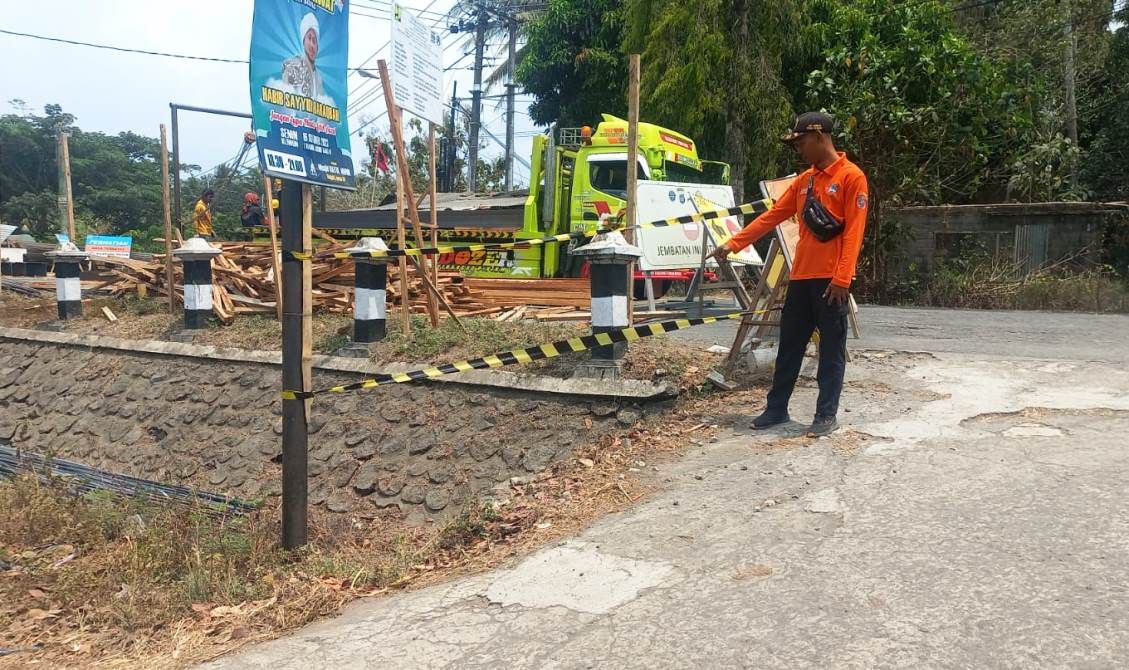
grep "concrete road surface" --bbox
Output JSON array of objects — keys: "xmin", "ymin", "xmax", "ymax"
[{"xmin": 205, "ymin": 307, "xmax": 1129, "ymax": 670}]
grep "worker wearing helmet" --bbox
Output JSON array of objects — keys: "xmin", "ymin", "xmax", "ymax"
[
  {"xmin": 240, "ymin": 193, "xmax": 265, "ymax": 240},
  {"xmin": 282, "ymin": 13, "xmax": 326, "ymax": 99},
  {"xmin": 709, "ymin": 111, "xmax": 869, "ymax": 437}
]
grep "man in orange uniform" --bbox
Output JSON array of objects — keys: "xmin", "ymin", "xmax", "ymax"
[{"xmin": 710, "ymin": 112, "xmax": 868, "ymax": 436}]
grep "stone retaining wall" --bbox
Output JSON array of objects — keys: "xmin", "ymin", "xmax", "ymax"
[{"xmin": 0, "ymin": 335, "xmax": 668, "ymax": 519}]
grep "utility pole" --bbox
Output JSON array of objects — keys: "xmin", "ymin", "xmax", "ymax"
[
  {"xmin": 468, "ymin": 9, "xmax": 487, "ymax": 193},
  {"xmin": 445, "ymin": 82, "xmax": 458, "ymax": 192},
  {"xmin": 504, "ymin": 18, "xmax": 517, "ymax": 191},
  {"xmin": 1063, "ymin": 0, "xmax": 1079, "ymax": 185}
]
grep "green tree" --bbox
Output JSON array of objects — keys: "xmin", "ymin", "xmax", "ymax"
[
  {"xmin": 1079, "ymin": 3, "xmax": 1129, "ymax": 201},
  {"xmin": 624, "ymin": 0, "xmax": 803, "ymax": 203},
  {"xmin": 0, "ymin": 102, "xmax": 168, "ymax": 244},
  {"xmin": 515, "ymin": 0, "xmax": 628, "ymax": 128},
  {"xmin": 795, "ymin": 0, "xmax": 1041, "ymax": 289}
]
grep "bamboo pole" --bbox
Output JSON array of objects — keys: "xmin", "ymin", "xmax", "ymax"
[
  {"xmin": 263, "ymin": 177, "xmax": 283, "ymax": 320},
  {"xmin": 395, "ymin": 129, "xmax": 410, "ymax": 337}
]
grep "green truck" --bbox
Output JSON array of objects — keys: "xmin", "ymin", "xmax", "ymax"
[{"xmin": 314, "ymin": 114, "xmax": 736, "ymax": 288}]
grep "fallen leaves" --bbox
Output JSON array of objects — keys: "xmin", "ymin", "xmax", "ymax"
[{"xmin": 27, "ymin": 607, "xmax": 62, "ymax": 620}]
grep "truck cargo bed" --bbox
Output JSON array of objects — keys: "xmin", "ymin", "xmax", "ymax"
[{"xmin": 314, "ymin": 191, "xmax": 528, "ymax": 232}]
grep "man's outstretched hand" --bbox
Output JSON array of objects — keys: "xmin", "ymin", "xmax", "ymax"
[
  {"xmin": 707, "ymin": 245, "xmax": 732, "ymax": 263},
  {"xmin": 824, "ymin": 283, "xmax": 850, "ymax": 306}
]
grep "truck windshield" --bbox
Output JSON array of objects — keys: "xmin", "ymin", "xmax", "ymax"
[
  {"xmin": 588, "ymin": 158, "xmax": 649, "ymax": 199},
  {"xmin": 664, "ymin": 160, "xmax": 717, "ymax": 185}
]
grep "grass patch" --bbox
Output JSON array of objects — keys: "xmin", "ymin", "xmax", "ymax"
[
  {"xmin": 907, "ymin": 261, "xmax": 1129, "ymax": 312},
  {"xmin": 371, "ymin": 314, "xmax": 587, "ymax": 363},
  {"xmin": 0, "ymin": 474, "xmax": 506, "ymax": 667}
]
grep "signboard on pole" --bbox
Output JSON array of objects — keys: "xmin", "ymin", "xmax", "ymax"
[
  {"xmin": 390, "ymin": 2, "xmax": 445, "ymax": 125},
  {"xmin": 250, "ymin": 0, "xmax": 356, "ymax": 189},
  {"xmin": 85, "ymin": 235, "xmax": 133, "ymax": 259},
  {"xmin": 633, "ymin": 182, "xmax": 763, "ymax": 271}
]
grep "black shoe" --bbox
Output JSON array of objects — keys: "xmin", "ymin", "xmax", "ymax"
[
  {"xmin": 752, "ymin": 411, "xmax": 790, "ymax": 429},
  {"xmin": 807, "ymin": 415, "xmax": 839, "ymax": 437}
]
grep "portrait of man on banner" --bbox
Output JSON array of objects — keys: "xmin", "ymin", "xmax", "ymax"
[{"xmin": 249, "ymin": 0, "xmax": 356, "ymax": 189}]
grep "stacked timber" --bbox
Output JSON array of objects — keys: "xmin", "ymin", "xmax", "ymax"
[{"xmin": 88, "ymin": 241, "xmax": 490, "ymax": 324}]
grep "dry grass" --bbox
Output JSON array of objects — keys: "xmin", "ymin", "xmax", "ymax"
[
  {"xmin": 0, "ymin": 396, "xmax": 748, "ymax": 668},
  {"xmin": 907, "ymin": 258, "xmax": 1129, "ymax": 313}
]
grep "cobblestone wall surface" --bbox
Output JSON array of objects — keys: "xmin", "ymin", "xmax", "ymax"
[{"xmin": 0, "ymin": 341, "xmax": 658, "ymax": 519}]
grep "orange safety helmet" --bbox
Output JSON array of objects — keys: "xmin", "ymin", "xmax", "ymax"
[{"xmin": 244, "ymin": 192, "xmax": 261, "ymax": 205}]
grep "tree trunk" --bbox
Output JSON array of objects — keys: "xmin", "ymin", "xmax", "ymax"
[{"xmin": 725, "ymin": 0, "xmax": 750, "ymax": 205}]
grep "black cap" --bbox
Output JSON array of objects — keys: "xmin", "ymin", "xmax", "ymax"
[{"xmin": 781, "ymin": 111, "xmax": 835, "ymax": 143}]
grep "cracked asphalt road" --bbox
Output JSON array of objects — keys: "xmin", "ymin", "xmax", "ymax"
[{"xmin": 204, "ymin": 308, "xmax": 1129, "ymax": 669}]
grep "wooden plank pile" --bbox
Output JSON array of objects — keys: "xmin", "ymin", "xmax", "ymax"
[
  {"xmin": 462, "ymin": 278, "xmax": 591, "ymax": 309},
  {"xmin": 86, "ymin": 241, "xmax": 492, "ymax": 324},
  {"xmin": 11, "ymin": 243, "xmax": 604, "ymax": 325}
]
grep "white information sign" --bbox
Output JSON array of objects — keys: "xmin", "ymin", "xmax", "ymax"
[
  {"xmin": 390, "ymin": 3, "xmax": 445, "ymax": 125},
  {"xmin": 633, "ymin": 182, "xmax": 763, "ymax": 271}
]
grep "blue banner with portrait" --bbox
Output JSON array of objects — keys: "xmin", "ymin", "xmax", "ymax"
[{"xmin": 250, "ymin": 0, "xmax": 356, "ymax": 189}]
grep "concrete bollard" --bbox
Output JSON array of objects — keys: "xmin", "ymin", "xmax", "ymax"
[
  {"xmin": 172, "ymin": 237, "xmax": 223, "ymax": 329},
  {"xmin": 570, "ymin": 229, "xmax": 642, "ymax": 378},
  {"xmin": 45, "ymin": 244, "xmax": 89, "ymax": 321},
  {"xmin": 346, "ymin": 237, "xmax": 390, "ymax": 344}
]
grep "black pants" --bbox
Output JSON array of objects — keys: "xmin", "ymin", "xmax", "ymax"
[{"xmin": 765, "ymin": 278, "xmax": 849, "ymax": 419}]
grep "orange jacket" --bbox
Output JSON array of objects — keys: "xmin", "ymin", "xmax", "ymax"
[{"xmin": 726, "ymin": 152, "xmax": 869, "ymax": 288}]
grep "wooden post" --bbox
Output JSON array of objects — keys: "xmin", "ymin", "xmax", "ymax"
[
  {"xmin": 160, "ymin": 125, "xmax": 176, "ymax": 314},
  {"xmin": 377, "ymin": 60, "xmax": 440, "ymax": 326},
  {"xmin": 56, "ymin": 133, "xmax": 77, "ymax": 241},
  {"xmin": 263, "ymin": 177, "xmax": 283, "ymax": 320},
  {"xmin": 429, "ymin": 123, "xmax": 439, "ymax": 287},
  {"xmin": 395, "ymin": 131, "xmax": 410, "ymax": 336},
  {"xmin": 625, "ymin": 54, "xmax": 641, "ymax": 325},
  {"xmin": 280, "ymin": 180, "xmax": 312, "ymax": 549}
]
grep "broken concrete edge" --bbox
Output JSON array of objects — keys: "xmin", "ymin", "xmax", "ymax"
[{"xmin": 0, "ymin": 326, "xmax": 675, "ymax": 401}]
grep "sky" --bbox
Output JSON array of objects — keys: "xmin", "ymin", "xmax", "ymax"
[{"xmin": 0, "ymin": 0, "xmax": 542, "ymax": 185}]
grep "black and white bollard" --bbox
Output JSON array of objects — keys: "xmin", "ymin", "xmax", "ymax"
[
  {"xmin": 46, "ymin": 245, "xmax": 88, "ymax": 321},
  {"xmin": 570, "ymin": 229, "xmax": 642, "ymax": 379},
  {"xmin": 347, "ymin": 237, "xmax": 390, "ymax": 345},
  {"xmin": 172, "ymin": 237, "xmax": 222, "ymax": 329}
]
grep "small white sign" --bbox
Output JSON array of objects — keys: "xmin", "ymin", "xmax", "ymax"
[
  {"xmin": 85, "ymin": 235, "xmax": 133, "ymax": 259},
  {"xmin": 390, "ymin": 3, "xmax": 445, "ymax": 125},
  {"xmin": 264, "ymin": 149, "xmax": 308, "ymax": 177},
  {"xmin": 634, "ymin": 182, "xmax": 763, "ymax": 271}
]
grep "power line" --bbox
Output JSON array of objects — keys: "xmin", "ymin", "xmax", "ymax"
[
  {"xmin": 0, "ymin": 27, "xmax": 249, "ymax": 64},
  {"xmin": 0, "ymin": 23, "xmax": 459, "ymax": 71}
]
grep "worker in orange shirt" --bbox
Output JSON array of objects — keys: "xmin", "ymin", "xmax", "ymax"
[{"xmin": 710, "ymin": 111, "xmax": 868, "ymax": 436}]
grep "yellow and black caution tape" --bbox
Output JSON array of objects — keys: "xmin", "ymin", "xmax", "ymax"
[
  {"xmin": 281, "ymin": 311, "xmax": 749, "ymax": 400},
  {"xmin": 620, "ymin": 198, "xmax": 772, "ymax": 233},
  {"xmin": 287, "ymin": 199, "xmax": 774, "ymax": 263}
]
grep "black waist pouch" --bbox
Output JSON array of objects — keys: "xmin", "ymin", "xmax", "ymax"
[{"xmin": 802, "ymin": 175, "xmax": 844, "ymax": 242}]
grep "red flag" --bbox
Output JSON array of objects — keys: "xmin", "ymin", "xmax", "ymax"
[{"xmin": 373, "ymin": 142, "xmax": 391, "ymax": 175}]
